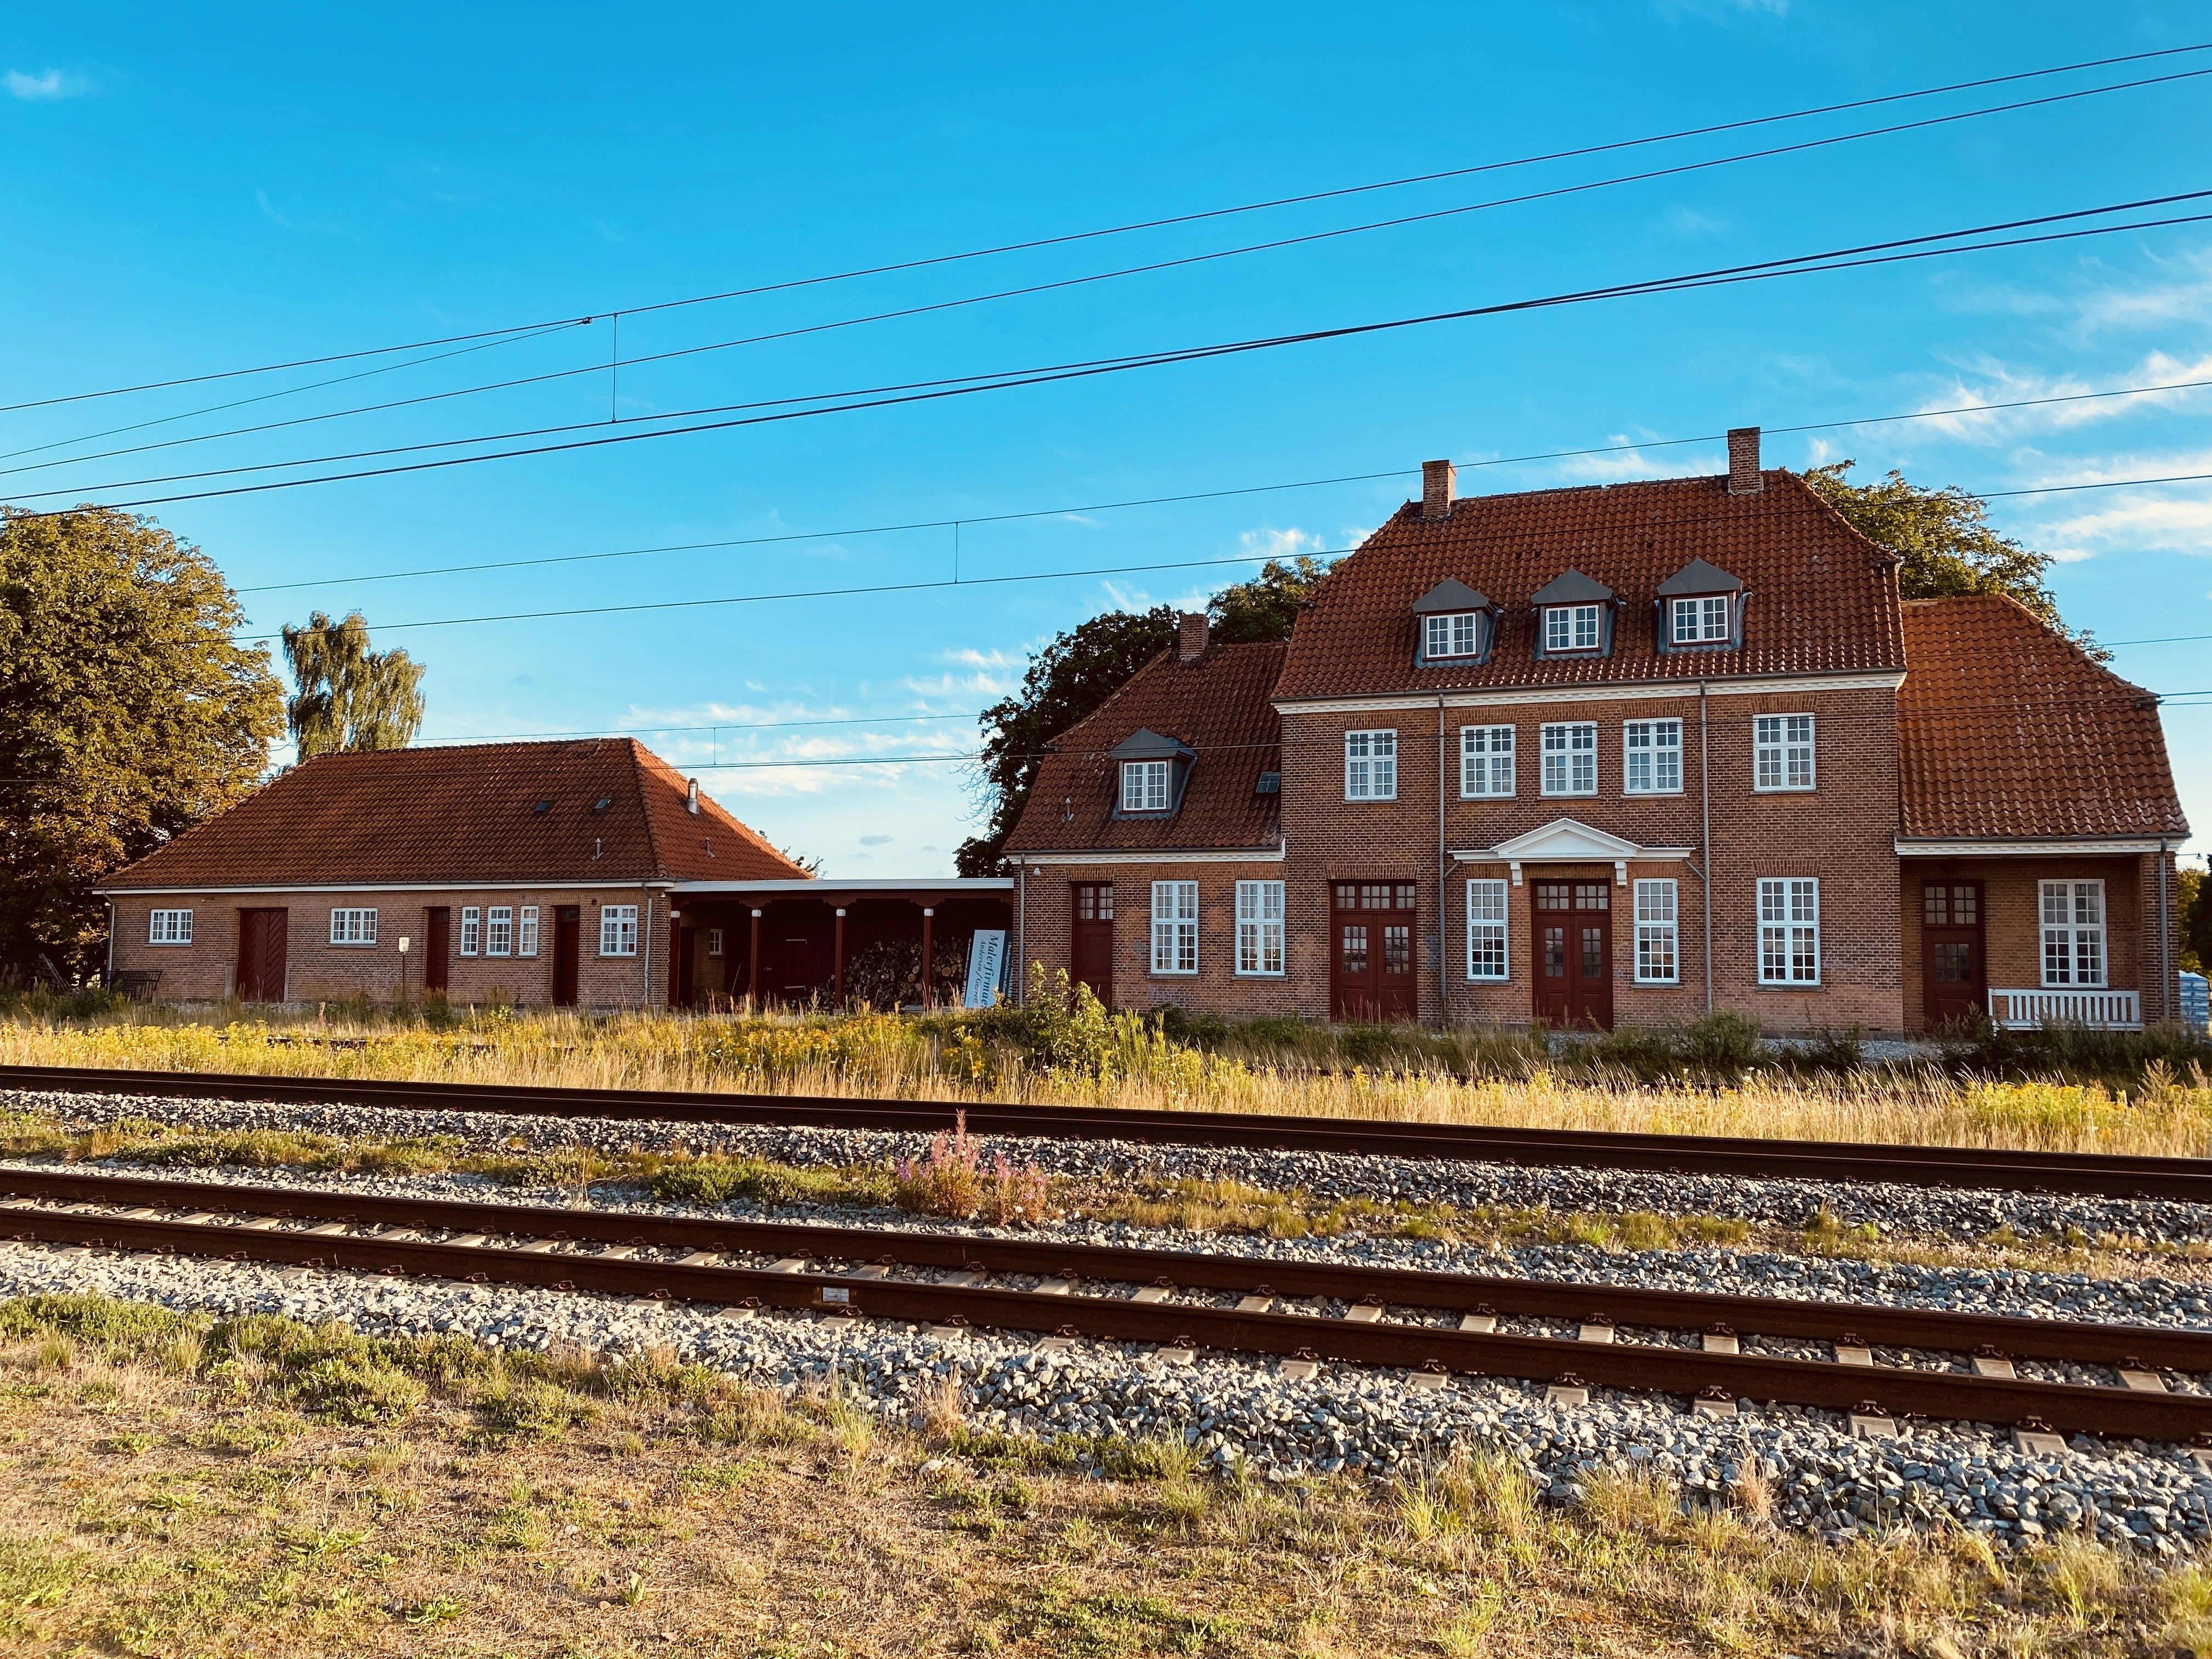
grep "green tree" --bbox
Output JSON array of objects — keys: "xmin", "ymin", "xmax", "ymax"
[
  {"xmin": 280, "ymin": 610, "xmax": 426, "ymax": 759},
  {"xmin": 955, "ymin": 556, "xmax": 1333, "ymax": 875},
  {"xmin": 1804, "ymin": 461, "xmax": 2104, "ymax": 657},
  {"xmin": 0, "ymin": 506, "xmax": 284, "ymax": 980},
  {"xmin": 2181, "ymin": 865, "xmax": 2208, "ymax": 978}
]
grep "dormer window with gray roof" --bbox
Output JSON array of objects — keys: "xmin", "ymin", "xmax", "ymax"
[
  {"xmin": 1530, "ymin": 569, "xmax": 1616, "ymax": 658},
  {"xmin": 1411, "ymin": 578, "xmax": 1495, "ymax": 665},
  {"xmin": 1655, "ymin": 558, "xmax": 1746, "ymax": 653},
  {"xmin": 1114, "ymin": 727, "xmax": 1195, "ymax": 817}
]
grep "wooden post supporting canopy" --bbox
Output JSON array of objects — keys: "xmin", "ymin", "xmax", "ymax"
[
  {"xmin": 920, "ymin": 907, "xmax": 934, "ymax": 1009},
  {"xmin": 747, "ymin": 909, "xmax": 763, "ymax": 1014},
  {"xmin": 833, "ymin": 907, "xmax": 847, "ymax": 1008}
]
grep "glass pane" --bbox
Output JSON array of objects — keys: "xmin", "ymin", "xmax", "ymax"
[
  {"xmin": 1542, "ymin": 927, "xmax": 1566, "ymax": 977},
  {"xmin": 1953, "ymin": 886, "xmax": 1973, "ymax": 925},
  {"xmin": 1923, "ymin": 886, "xmax": 1947, "ymax": 927},
  {"xmin": 1384, "ymin": 926, "xmax": 1410, "ymax": 974},
  {"xmin": 1581, "ymin": 927, "xmax": 1604, "ymax": 980},
  {"xmin": 1341, "ymin": 926, "xmax": 1368, "ymax": 975}
]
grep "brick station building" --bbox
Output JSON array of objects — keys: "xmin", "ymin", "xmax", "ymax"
[
  {"xmin": 98, "ymin": 738, "xmax": 1011, "ymax": 1011},
  {"xmin": 1003, "ymin": 429, "xmax": 2191, "ymax": 1035}
]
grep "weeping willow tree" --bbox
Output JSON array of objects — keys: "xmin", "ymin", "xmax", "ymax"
[{"xmin": 280, "ymin": 611, "xmax": 426, "ymax": 759}]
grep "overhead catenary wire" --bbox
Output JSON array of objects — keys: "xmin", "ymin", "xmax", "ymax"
[{"xmin": 11, "ymin": 40, "xmax": 2205, "ymax": 419}]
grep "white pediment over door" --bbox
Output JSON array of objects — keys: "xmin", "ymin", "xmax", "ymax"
[{"xmin": 1450, "ymin": 817, "xmax": 1688, "ymax": 887}]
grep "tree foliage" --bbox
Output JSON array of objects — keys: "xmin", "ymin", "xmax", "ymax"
[
  {"xmin": 0, "ymin": 506, "xmax": 284, "ymax": 980},
  {"xmin": 280, "ymin": 610, "xmax": 426, "ymax": 758},
  {"xmin": 2181, "ymin": 865, "xmax": 2208, "ymax": 979},
  {"xmin": 955, "ymin": 556, "xmax": 1333, "ymax": 874},
  {"xmin": 1803, "ymin": 461, "xmax": 2102, "ymax": 656}
]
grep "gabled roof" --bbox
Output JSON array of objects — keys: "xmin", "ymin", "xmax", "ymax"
[
  {"xmin": 103, "ymin": 738, "xmax": 811, "ymax": 890},
  {"xmin": 1529, "ymin": 569, "xmax": 1615, "ymax": 606},
  {"xmin": 1898, "ymin": 596, "xmax": 2187, "ymax": 842},
  {"xmin": 1655, "ymin": 557, "xmax": 1744, "ymax": 596},
  {"xmin": 1113, "ymin": 727, "xmax": 1194, "ymax": 760},
  {"xmin": 1274, "ymin": 470, "xmax": 1905, "ymax": 698},
  {"xmin": 1411, "ymin": 578, "xmax": 1493, "ymax": 614},
  {"xmin": 1005, "ymin": 643, "xmax": 1286, "ymax": 856}
]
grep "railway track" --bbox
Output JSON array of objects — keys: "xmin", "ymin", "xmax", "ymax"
[
  {"xmin": 7, "ymin": 1062, "xmax": 2212, "ymax": 1203},
  {"xmin": 3, "ymin": 1163, "xmax": 2210, "ymax": 1445}
]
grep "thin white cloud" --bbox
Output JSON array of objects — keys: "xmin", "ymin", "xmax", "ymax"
[
  {"xmin": 5, "ymin": 68, "xmax": 87, "ymax": 101},
  {"xmin": 1239, "ymin": 526, "xmax": 1326, "ymax": 560},
  {"xmin": 859, "ymin": 834, "xmax": 891, "ymax": 846},
  {"xmin": 1548, "ymin": 435, "xmax": 1713, "ymax": 484},
  {"xmin": 1892, "ymin": 352, "xmax": 2212, "ymax": 445}
]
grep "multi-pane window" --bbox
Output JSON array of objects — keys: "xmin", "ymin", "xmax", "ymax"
[
  {"xmin": 329, "ymin": 908, "xmax": 378, "ymax": 946},
  {"xmin": 1121, "ymin": 760, "xmax": 1169, "ymax": 813},
  {"xmin": 706, "ymin": 927, "xmax": 724, "ymax": 957},
  {"xmin": 1334, "ymin": 883, "xmax": 1417, "ymax": 911},
  {"xmin": 1076, "ymin": 883, "xmax": 1115, "ymax": 921},
  {"xmin": 485, "ymin": 906, "xmax": 514, "ymax": 957},
  {"xmin": 1544, "ymin": 604, "xmax": 1602, "ymax": 652},
  {"xmin": 1623, "ymin": 720, "xmax": 1683, "ymax": 794},
  {"xmin": 2040, "ymin": 880, "xmax": 2106, "ymax": 987},
  {"xmin": 1235, "ymin": 881, "xmax": 1285, "ymax": 976},
  {"xmin": 1460, "ymin": 725, "xmax": 1515, "ymax": 798},
  {"xmin": 1671, "ymin": 596, "xmax": 1731, "ymax": 645},
  {"xmin": 1424, "ymin": 611, "xmax": 1482, "ymax": 659},
  {"xmin": 1466, "ymin": 879, "xmax": 1508, "ymax": 980},
  {"xmin": 1754, "ymin": 714, "xmax": 1816, "ymax": 791},
  {"xmin": 459, "ymin": 907, "xmax": 481, "ymax": 956},
  {"xmin": 1151, "ymin": 881, "xmax": 1198, "ymax": 974},
  {"xmin": 1757, "ymin": 878, "xmax": 1820, "ymax": 984},
  {"xmin": 517, "ymin": 906, "xmax": 540, "ymax": 957},
  {"xmin": 600, "ymin": 905, "xmax": 639, "ymax": 957},
  {"xmin": 1540, "ymin": 723, "xmax": 1598, "ymax": 796},
  {"xmin": 147, "ymin": 909, "xmax": 193, "ymax": 946},
  {"xmin": 1344, "ymin": 730, "xmax": 1397, "ymax": 800},
  {"xmin": 1634, "ymin": 880, "xmax": 1678, "ymax": 983},
  {"xmin": 1923, "ymin": 884, "xmax": 1978, "ymax": 926}
]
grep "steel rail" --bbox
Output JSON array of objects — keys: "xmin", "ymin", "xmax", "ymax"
[
  {"xmin": 8, "ymin": 1063, "xmax": 2212, "ymax": 1201},
  {"xmin": 3, "ymin": 1166, "xmax": 2209, "ymax": 1441}
]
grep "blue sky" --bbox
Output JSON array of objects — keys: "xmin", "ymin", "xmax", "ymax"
[{"xmin": 4, "ymin": 2, "xmax": 2210, "ymax": 873}]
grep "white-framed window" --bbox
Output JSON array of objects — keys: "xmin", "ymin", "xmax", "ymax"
[
  {"xmin": 1754, "ymin": 714, "xmax": 1816, "ymax": 792},
  {"xmin": 1424, "ymin": 611, "xmax": 1482, "ymax": 659},
  {"xmin": 329, "ymin": 907, "xmax": 378, "ymax": 946},
  {"xmin": 485, "ymin": 906, "xmax": 514, "ymax": 957},
  {"xmin": 517, "ymin": 906, "xmax": 540, "ymax": 958},
  {"xmin": 1634, "ymin": 880, "xmax": 1678, "ymax": 984},
  {"xmin": 459, "ymin": 906, "xmax": 481, "ymax": 956},
  {"xmin": 707, "ymin": 927, "xmax": 725, "ymax": 958},
  {"xmin": 1150, "ymin": 881, "xmax": 1198, "ymax": 974},
  {"xmin": 600, "ymin": 905, "xmax": 639, "ymax": 957},
  {"xmin": 1345, "ymin": 729, "xmax": 1397, "ymax": 800},
  {"xmin": 2040, "ymin": 880, "xmax": 2106, "ymax": 988},
  {"xmin": 1544, "ymin": 604, "xmax": 1602, "ymax": 653},
  {"xmin": 1235, "ymin": 881, "xmax": 1285, "ymax": 976},
  {"xmin": 1466, "ymin": 879, "xmax": 1509, "ymax": 981},
  {"xmin": 1121, "ymin": 759, "xmax": 1170, "ymax": 813},
  {"xmin": 1623, "ymin": 719, "xmax": 1683, "ymax": 795},
  {"xmin": 1540, "ymin": 723, "xmax": 1597, "ymax": 797},
  {"xmin": 147, "ymin": 909, "xmax": 193, "ymax": 946},
  {"xmin": 1671, "ymin": 596, "xmax": 1731, "ymax": 645},
  {"xmin": 1460, "ymin": 725, "xmax": 1515, "ymax": 798},
  {"xmin": 1757, "ymin": 878, "xmax": 1820, "ymax": 985}
]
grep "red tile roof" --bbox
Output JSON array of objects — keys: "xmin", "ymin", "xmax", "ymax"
[
  {"xmin": 1273, "ymin": 469, "xmax": 1905, "ymax": 700},
  {"xmin": 102, "ymin": 738, "xmax": 810, "ymax": 889},
  {"xmin": 1005, "ymin": 644, "xmax": 1285, "ymax": 855},
  {"xmin": 1898, "ymin": 596, "xmax": 2188, "ymax": 842}
]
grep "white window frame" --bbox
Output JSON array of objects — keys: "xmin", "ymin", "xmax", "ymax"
[
  {"xmin": 1423, "ymin": 611, "xmax": 1482, "ymax": 660},
  {"xmin": 1671, "ymin": 595, "xmax": 1731, "ymax": 645},
  {"xmin": 1540, "ymin": 722, "xmax": 1598, "ymax": 797},
  {"xmin": 1459, "ymin": 725, "xmax": 1515, "ymax": 798},
  {"xmin": 1757, "ymin": 878, "xmax": 1820, "ymax": 985},
  {"xmin": 1753, "ymin": 714, "xmax": 1816, "ymax": 792},
  {"xmin": 2040, "ymin": 879, "xmax": 2107, "ymax": 988},
  {"xmin": 600, "ymin": 905, "xmax": 639, "ymax": 958},
  {"xmin": 328, "ymin": 907, "xmax": 378, "ymax": 946},
  {"xmin": 1344, "ymin": 729, "xmax": 1397, "ymax": 801},
  {"xmin": 485, "ymin": 906, "xmax": 514, "ymax": 958},
  {"xmin": 517, "ymin": 906, "xmax": 540, "ymax": 958},
  {"xmin": 1544, "ymin": 603, "xmax": 1602, "ymax": 653},
  {"xmin": 1465, "ymin": 879, "xmax": 1509, "ymax": 981},
  {"xmin": 146, "ymin": 909, "xmax": 193, "ymax": 946},
  {"xmin": 1234, "ymin": 881, "xmax": 1285, "ymax": 977},
  {"xmin": 1121, "ymin": 759, "xmax": 1170, "ymax": 814},
  {"xmin": 707, "ymin": 927, "xmax": 725, "ymax": 958},
  {"xmin": 459, "ymin": 906, "xmax": 481, "ymax": 957},
  {"xmin": 1623, "ymin": 719, "xmax": 1683, "ymax": 795},
  {"xmin": 1634, "ymin": 879, "xmax": 1679, "ymax": 984},
  {"xmin": 1150, "ymin": 881, "xmax": 1199, "ymax": 975}
]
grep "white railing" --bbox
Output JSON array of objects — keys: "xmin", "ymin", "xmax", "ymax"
[{"xmin": 1988, "ymin": 988, "xmax": 2142, "ymax": 1030}]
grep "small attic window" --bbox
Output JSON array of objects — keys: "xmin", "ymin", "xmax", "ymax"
[
  {"xmin": 1410, "ymin": 577, "xmax": 1494, "ymax": 667},
  {"xmin": 1111, "ymin": 727, "xmax": 1195, "ymax": 818},
  {"xmin": 1544, "ymin": 605, "xmax": 1602, "ymax": 653},
  {"xmin": 1529, "ymin": 569, "xmax": 1617, "ymax": 659},
  {"xmin": 591, "ymin": 797, "xmax": 613, "ymax": 813},
  {"xmin": 532, "ymin": 799, "xmax": 552, "ymax": 814},
  {"xmin": 1255, "ymin": 771, "xmax": 1281, "ymax": 795},
  {"xmin": 1655, "ymin": 558, "xmax": 1747, "ymax": 653}
]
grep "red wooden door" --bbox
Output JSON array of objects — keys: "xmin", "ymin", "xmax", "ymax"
[
  {"xmin": 552, "ymin": 907, "xmax": 580, "ymax": 1007},
  {"xmin": 424, "ymin": 907, "xmax": 450, "ymax": 992},
  {"xmin": 1071, "ymin": 883, "xmax": 1114, "ymax": 1006},
  {"xmin": 1920, "ymin": 880, "xmax": 1985, "ymax": 1029},
  {"xmin": 1532, "ymin": 881, "xmax": 1612, "ymax": 1030},
  {"xmin": 1330, "ymin": 882, "xmax": 1418, "ymax": 1022},
  {"xmin": 235, "ymin": 908, "xmax": 288, "ymax": 1002}
]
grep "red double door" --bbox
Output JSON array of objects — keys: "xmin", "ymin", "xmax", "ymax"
[
  {"xmin": 1532, "ymin": 879, "xmax": 1613, "ymax": 1031},
  {"xmin": 235, "ymin": 908, "xmax": 289, "ymax": 1002},
  {"xmin": 1330, "ymin": 882, "xmax": 1418, "ymax": 1022}
]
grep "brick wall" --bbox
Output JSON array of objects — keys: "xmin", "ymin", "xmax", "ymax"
[{"xmin": 109, "ymin": 887, "xmax": 674, "ymax": 1010}]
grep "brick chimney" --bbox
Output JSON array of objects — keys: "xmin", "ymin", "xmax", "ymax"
[
  {"xmin": 1726, "ymin": 427, "xmax": 1763, "ymax": 495},
  {"xmin": 1421, "ymin": 458, "xmax": 1456, "ymax": 518},
  {"xmin": 1178, "ymin": 612, "xmax": 1209, "ymax": 662}
]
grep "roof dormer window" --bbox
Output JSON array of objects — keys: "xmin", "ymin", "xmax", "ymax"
[
  {"xmin": 1544, "ymin": 604, "xmax": 1602, "ymax": 653},
  {"xmin": 1654, "ymin": 558, "xmax": 1746, "ymax": 653},
  {"xmin": 1111, "ymin": 727, "xmax": 1194, "ymax": 817},
  {"xmin": 1121, "ymin": 759, "xmax": 1170, "ymax": 813},
  {"xmin": 1528, "ymin": 570, "xmax": 1616, "ymax": 659},
  {"xmin": 1410, "ymin": 578, "xmax": 1494, "ymax": 666}
]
